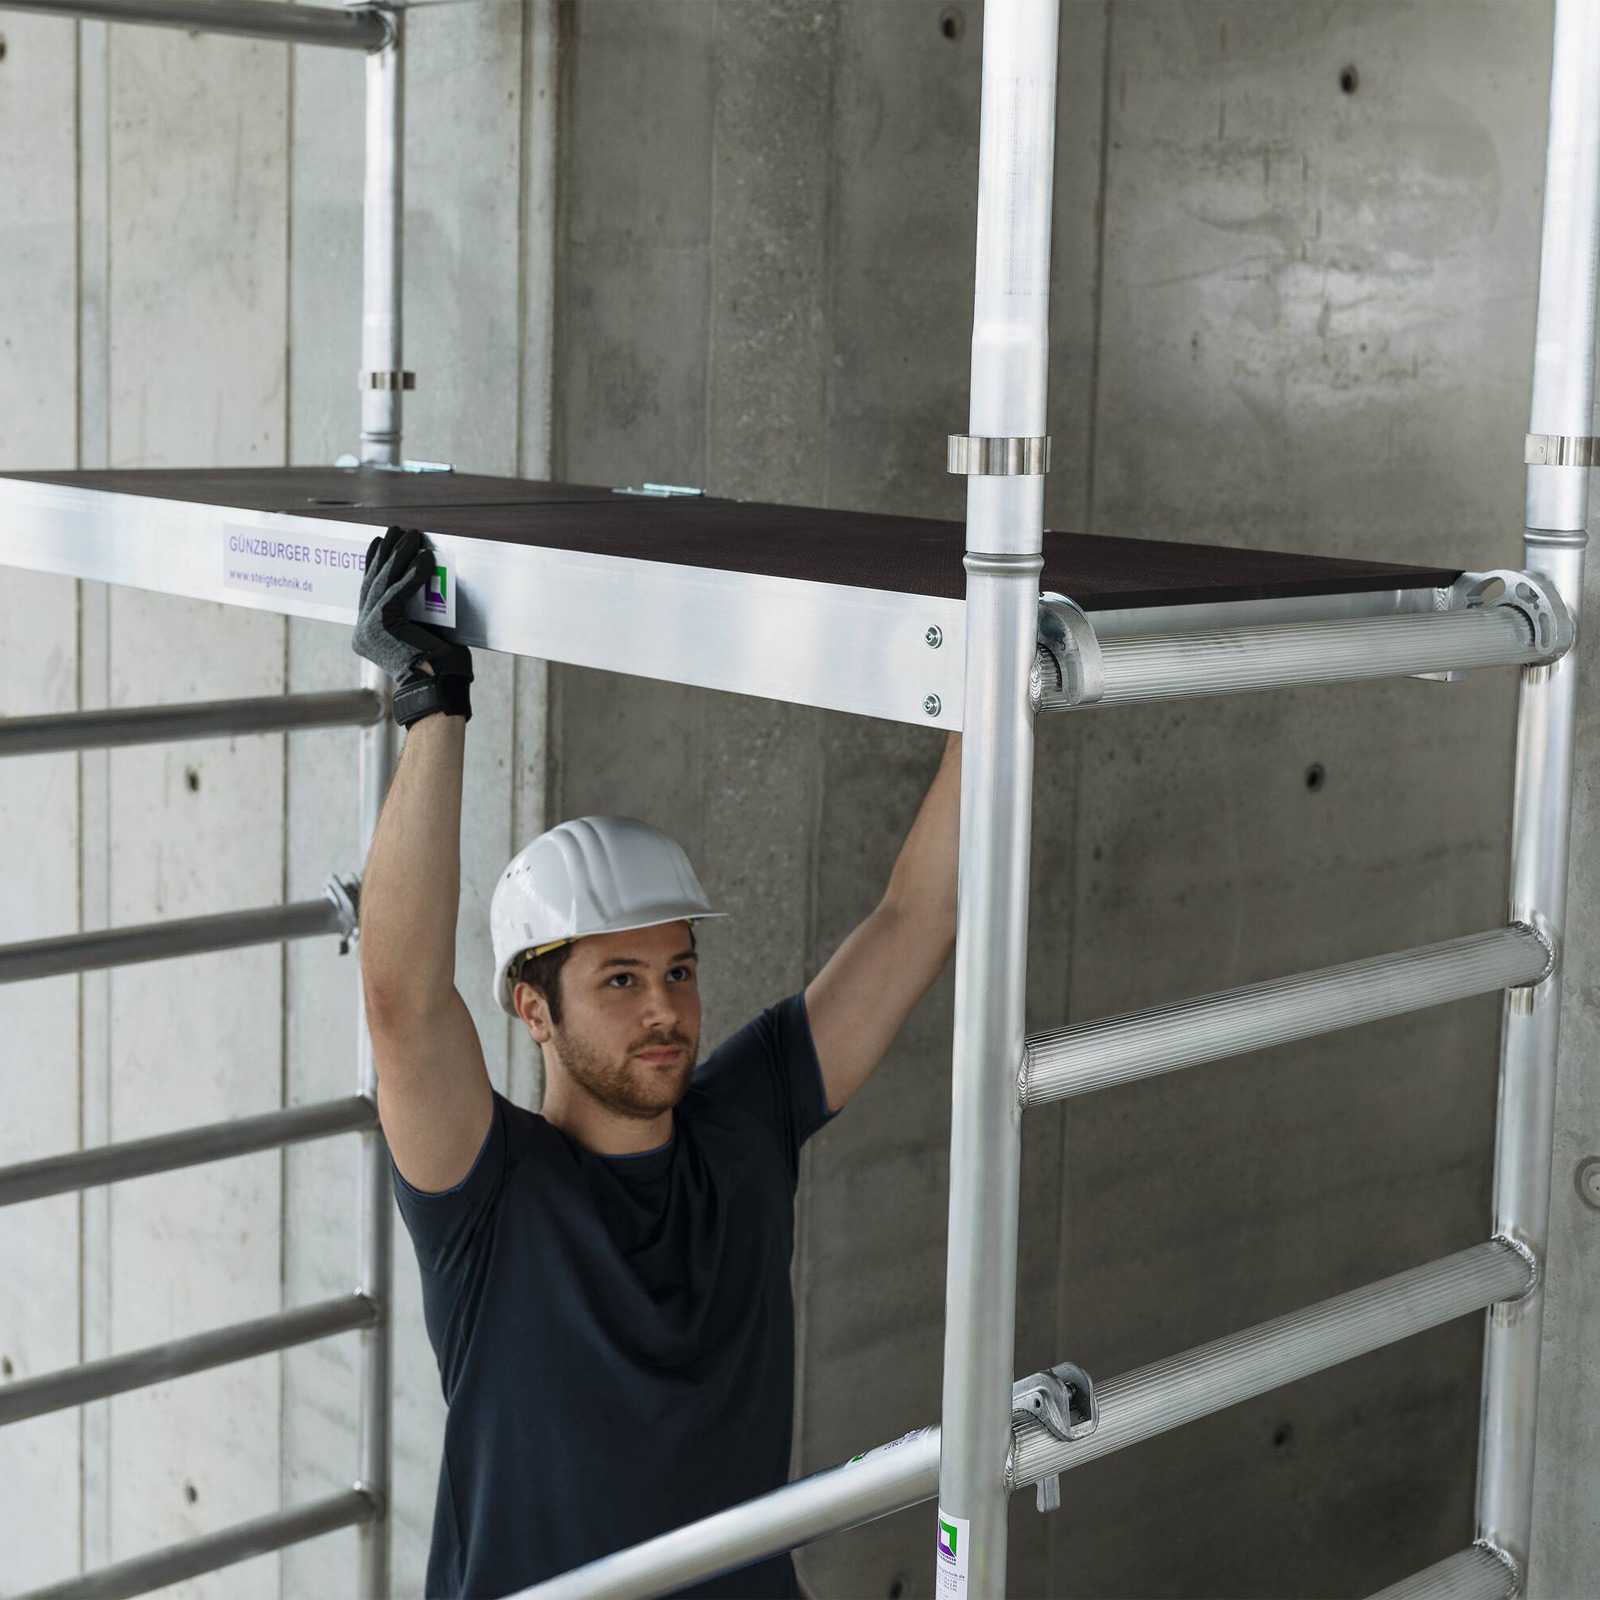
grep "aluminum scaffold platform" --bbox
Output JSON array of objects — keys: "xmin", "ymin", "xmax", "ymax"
[{"xmin": 0, "ymin": 0, "xmax": 1593, "ymax": 1596}]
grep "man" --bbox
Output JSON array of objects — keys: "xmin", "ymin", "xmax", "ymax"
[{"xmin": 354, "ymin": 526, "xmax": 960, "ymax": 1598}]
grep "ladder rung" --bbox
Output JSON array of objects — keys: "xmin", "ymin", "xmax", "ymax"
[
  {"xmin": 0, "ymin": 1096, "xmax": 376, "ymax": 1209},
  {"xmin": 0, "ymin": 1294, "xmax": 377, "ymax": 1428},
  {"xmin": 0, "ymin": 689, "xmax": 383, "ymax": 758},
  {"xmin": 1038, "ymin": 606, "xmax": 1547, "ymax": 712},
  {"xmin": 1365, "ymin": 1544, "xmax": 1519, "ymax": 1600},
  {"xmin": 1008, "ymin": 1240, "xmax": 1530, "ymax": 1491},
  {"xmin": 15, "ymin": 1488, "xmax": 378, "ymax": 1600},
  {"xmin": 0, "ymin": 891, "xmax": 353, "ymax": 985},
  {"xmin": 1020, "ymin": 926, "xmax": 1549, "ymax": 1108}
]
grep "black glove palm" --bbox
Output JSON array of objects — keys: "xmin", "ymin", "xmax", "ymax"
[{"xmin": 352, "ymin": 526, "xmax": 474, "ymax": 727}]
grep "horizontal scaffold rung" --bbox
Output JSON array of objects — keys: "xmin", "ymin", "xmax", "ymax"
[
  {"xmin": 520, "ymin": 1240, "xmax": 1530, "ymax": 1600},
  {"xmin": 0, "ymin": 1294, "xmax": 377, "ymax": 1429},
  {"xmin": 1037, "ymin": 604, "xmax": 1552, "ymax": 712},
  {"xmin": 16, "ymin": 1488, "xmax": 378, "ymax": 1600},
  {"xmin": 0, "ymin": 689, "xmax": 383, "ymax": 759},
  {"xmin": 1, "ymin": 0, "xmax": 389, "ymax": 52},
  {"xmin": 1020, "ymin": 925, "xmax": 1550, "ymax": 1107},
  {"xmin": 0, "ymin": 1096, "xmax": 376, "ymax": 1209},
  {"xmin": 0, "ymin": 884, "xmax": 357, "ymax": 986},
  {"xmin": 1365, "ymin": 1544, "xmax": 1519, "ymax": 1600}
]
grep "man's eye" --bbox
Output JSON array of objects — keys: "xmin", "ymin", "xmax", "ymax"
[
  {"xmin": 607, "ymin": 973, "xmax": 633, "ymax": 988},
  {"xmin": 668, "ymin": 966, "xmax": 693, "ymax": 983}
]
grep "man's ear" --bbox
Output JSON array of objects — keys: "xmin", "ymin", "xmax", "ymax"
[{"xmin": 514, "ymin": 981, "xmax": 554, "ymax": 1045}]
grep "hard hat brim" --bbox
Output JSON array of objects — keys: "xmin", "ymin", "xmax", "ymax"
[{"xmin": 494, "ymin": 909, "xmax": 728, "ymax": 1016}]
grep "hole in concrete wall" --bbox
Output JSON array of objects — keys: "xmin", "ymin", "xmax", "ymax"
[
  {"xmin": 939, "ymin": 8, "xmax": 964, "ymax": 40},
  {"xmin": 184, "ymin": 1481, "xmax": 199, "ymax": 1504},
  {"xmin": 1339, "ymin": 64, "xmax": 1360, "ymax": 95},
  {"xmin": 1272, "ymin": 1422, "xmax": 1294, "ymax": 1451},
  {"xmin": 185, "ymin": 766, "xmax": 201, "ymax": 793},
  {"xmin": 1304, "ymin": 762, "xmax": 1326, "ymax": 792},
  {"xmin": 887, "ymin": 1577, "xmax": 910, "ymax": 1599},
  {"xmin": 1, "ymin": 1354, "xmax": 12, "ymax": 1379},
  {"xmin": 0, "ymin": 33, "xmax": 8, "ymax": 63}
]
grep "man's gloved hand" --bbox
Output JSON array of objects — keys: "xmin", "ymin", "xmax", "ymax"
[{"xmin": 352, "ymin": 525, "xmax": 474, "ymax": 728}]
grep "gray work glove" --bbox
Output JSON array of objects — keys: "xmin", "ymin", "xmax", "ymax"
[{"xmin": 352, "ymin": 525, "xmax": 474, "ymax": 727}]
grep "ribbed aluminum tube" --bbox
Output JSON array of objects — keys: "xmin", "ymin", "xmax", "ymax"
[
  {"xmin": 354, "ymin": 665, "xmax": 397, "ymax": 1597},
  {"xmin": 0, "ymin": 689, "xmax": 382, "ymax": 758},
  {"xmin": 0, "ymin": 0, "xmax": 389, "ymax": 50},
  {"xmin": 0, "ymin": 1294, "xmax": 377, "ymax": 1427},
  {"xmin": 522, "ymin": 1243, "xmax": 1524, "ymax": 1600},
  {"xmin": 1010, "ymin": 1241, "xmax": 1531, "ymax": 1490},
  {"xmin": 1476, "ymin": 0, "xmax": 1599, "ymax": 1577},
  {"xmin": 0, "ymin": 897, "xmax": 344, "ymax": 985},
  {"xmin": 1366, "ymin": 1545, "xmax": 1519, "ymax": 1600},
  {"xmin": 1020, "ymin": 927, "xmax": 1550, "ymax": 1107},
  {"xmin": 0, "ymin": 1096, "xmax": 376, "ymax": 1209},
  {"xmin": 1061, "ymin": 607, "xmax": 1542, "ymax": 709},
  {"xmin": 942, "ymin": 0, "xmax": 1061, "ymax": 1586},
  {"xmin": 360, "ymin": 12, "xmax": 405, "ymax": 465},
  {"xmin": 15, "ymin": 1489, "xmax": 379, "ymax": 1600}
]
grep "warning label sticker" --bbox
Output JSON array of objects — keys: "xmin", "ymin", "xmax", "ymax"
[
  {"xmin": 934, "ymin": 1508, "xmax": 970, "ymax": 1600},
  {"xmin": 222, "ymin": 525, "xmax": 457, "ymax": 628}
]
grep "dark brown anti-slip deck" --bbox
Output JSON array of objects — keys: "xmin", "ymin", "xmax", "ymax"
[{"xmin": 4, "ymin": 466, "xmax": 1460, "ymax": 611}]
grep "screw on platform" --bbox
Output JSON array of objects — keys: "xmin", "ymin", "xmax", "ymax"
[
  {"xmin": 925, "ymin": 625, "xmax": 944, "ymax": 648},
  {"xmin": 923, "ymin": 695, "xmax": 942, "ymax": 718}
]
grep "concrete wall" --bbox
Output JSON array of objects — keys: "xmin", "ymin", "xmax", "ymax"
[
  {"xmin": 3, "ymin": 2, "xmax": 1600, "ymax": 1597},
  {"xmin": 0, "ymin": 6, "xmax": 554, "ymax": 1595}
]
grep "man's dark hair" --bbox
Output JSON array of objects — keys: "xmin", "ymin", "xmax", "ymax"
[
  {"xmin": 512, "ymin": 940, "xmax": 579, "ymax": 1027},
  {"xmin": 512, "ymin": 924, "xmax": 698, "ymax": 1028}
]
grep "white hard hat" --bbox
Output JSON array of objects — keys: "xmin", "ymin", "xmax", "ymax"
[{"xmin": 490, "ymin": 815, "xmax": 725, "ymax": 1015}]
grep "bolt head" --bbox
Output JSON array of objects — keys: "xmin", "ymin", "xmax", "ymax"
[
  {"xmin": 923, "ymin": 694, "xmax": 942, "ymax": 718},
  {"xmin": 925, "ymin": 625, "xmax": 943, "ymax": 649}
]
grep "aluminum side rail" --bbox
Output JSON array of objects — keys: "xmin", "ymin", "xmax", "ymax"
[
  {"xmin": 0, "ymin": 689, "xmax": 383, "ymax": 757},
  {"xmin": 16, "ymin": 1488, "xmax": 378, "ymax": 1600},
  {"xmin": 1036, "ymin": 604, "xmax": 1561, "ymax": 712},
  {"xmin": 0, "ymin": 876, "xmax": 358, "ymax": 984},
  {"xmin": 1, "ymin": 0, "xmax": 390, "ymax": 50},
  {"xmin": 1366, "ymin": 1545, "xmax": 1519, "ymax": 1600},
  {"xmin": 0, "ymin": 1095, "xmax": 375, "ymax": 1209},
  {"xmin": 0, "ymin": 1293, "xmax": 376, "ymax": 1428},
  {"xmin": 1020, "ymin": 926, "xmax": 1551, "ymax": 1107},
  {"xmin": 522, "ymin": 1241, "xmax": 1529, "ymax": 1600}
]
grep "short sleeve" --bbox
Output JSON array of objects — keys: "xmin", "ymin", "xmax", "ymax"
[
  {"xmin": 691, "ymin": 990, "xmax": 835, "ymax": 1183},
  {"xmin": 392, "ymin": 1092, "xmax": 511, "ymax": 1278}
]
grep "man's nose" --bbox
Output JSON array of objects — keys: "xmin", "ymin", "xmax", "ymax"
[{"xmin": 637, "ymin": 977, "xmax": 682, "ymax": 1032}]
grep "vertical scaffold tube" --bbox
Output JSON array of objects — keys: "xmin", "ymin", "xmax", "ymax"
[
  {"xmin": 360, "ymin": 8, "xmax": 405, "ymax": 467},
  {"xmin": 1477, "ymin": 0, "xmax": 1598, "ymax": 1580},
  {"xmin": 937, "ymin": 2, "xmax": 1060, "ymax": 1595},
  {"xmin": 355, "ymin": 665, "xmax": 398, "ymax": 1598}
]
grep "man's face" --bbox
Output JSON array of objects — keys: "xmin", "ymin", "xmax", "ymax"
[{"xmin": 519, "ymin": 921, "xmax": 702, "ymax": 1120}]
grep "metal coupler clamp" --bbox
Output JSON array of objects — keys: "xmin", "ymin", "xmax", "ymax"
[
  {"xmin": 1033, "ymin": 593, "xmax": 1105, "ymax": 712},
  {"xmin": 1012, "ymin": 1360, "xmax": 1096, "ymax": 1513},
  {"xmin": 1448, "ymin": 569, "xmax": 1575, "ymax": 662},
  {"xmin": 323, "ymin": 873, "xmax": 362, "ymax": 956}
]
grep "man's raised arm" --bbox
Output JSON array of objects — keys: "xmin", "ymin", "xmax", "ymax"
[
  {"xmin": 353, "ymin": 527, "xmax": 491, "ymax": 1193},
  {"xmin": 804, "ymin": 732, "xmax": 961, "ymax": 1110}
]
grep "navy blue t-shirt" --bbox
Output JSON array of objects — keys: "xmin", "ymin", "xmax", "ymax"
[{"xmin": 394, "ymin": 991, "xmax": 834, "ymax": 1600}]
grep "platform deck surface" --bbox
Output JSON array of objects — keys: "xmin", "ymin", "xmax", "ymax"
[{"xmin": 3, "ymin": 466, "xmax": 1459, "ymax": 610}]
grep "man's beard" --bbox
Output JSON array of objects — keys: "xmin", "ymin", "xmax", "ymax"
[{"xmin": 552, "ymin": 1022, "xmax": 699, "ymax": 1120}]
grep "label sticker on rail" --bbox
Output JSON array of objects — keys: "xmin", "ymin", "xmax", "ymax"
[
  {"xmin": 935, "ymin": 1509, "xmax": 970, "ymax": 1600},
  {"xmin": 221, "ymin": 525, "xmax": 457, "ymax": 628}
]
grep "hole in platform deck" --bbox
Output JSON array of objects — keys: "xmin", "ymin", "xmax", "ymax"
[
  {"xmin": 1339, "ymin": 64, "xmax": 1360, "ymax": 94},
  {"xmin": 1304, "ymin": 763, "xmax": 1326, "ymax": 792},
  {"xmin": 940, "ymin": 8, "xmax": 964, "ymax": 40}
]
